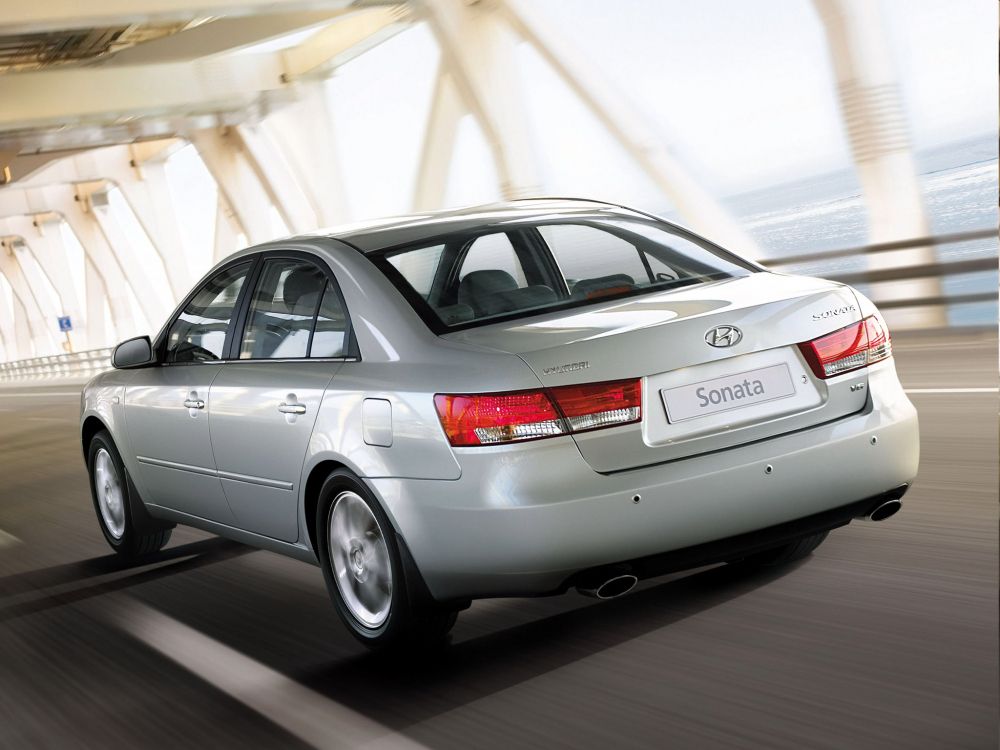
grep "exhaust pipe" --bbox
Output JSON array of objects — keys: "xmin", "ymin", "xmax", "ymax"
[
  {"xmin": 576, "ymin": 567, "xmax": 638, "ymax": 599},
  {"xmin": 863, "ymin": 498, "xmax": 902, "ymax": 522}
]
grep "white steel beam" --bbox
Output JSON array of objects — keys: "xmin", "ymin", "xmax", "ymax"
[
  {"xmin": 0, "ymin": 242, "xmax": 55, "ymax": 356},
  {"xmin": 413, "ymin": 65, "xmax": 464, "ymax": 211},
  {"xmin": 500, "ymin": 0, "xmax": 761, "ymax": 257},
  {"xmin": 191, "ymin": 127, "xmax": 275, "ymax": 246},
  {"xmin": 83, "ymin": 189, "xmax": 172, "ymax": 328},
  {"xmin": 1, "ymin": 0, "xmax": 357, "ymax": 35},
  {"xmin": 420, "ymin": 0, "xmax": 542, "ymax": 200},
  {"xmin": 6, "ymin": 237, "xmax": 65, "ymax": 352},
  {"xmin": 55, "ymin": 190, "xmax": 138, "ymax": 339},
  {"xmin": 280, "ymin": 6, "xmax": 411, "ymax": 80},
  {"xmin": 7, "ymin": 295, "xmax": 34, "ymax": 360},
  {"xmin": 235, "ymin": 124, "xmax": 317, "ymax": 234},
  {"xmin": 813, "ymin": 0, "xmax": 944, "ymax": 328},
  {"xmin": 261, "ymin": 81, "xmax": 350, "ymax": 226},
  {"xmin": 11, "ymin": 215, "xmax": 91, "ymax": 349},
  {"xmin": 118, "ymin": 152, "xmax": 194, "ymax": 299},
  {"xmin": 108, "ymin": 10, "xmax": 354, "ymax": 65},
  {"xmin": 84, "ymin": 258, "xmax": 111, "ymax": 346},
  {"xmin": 213, "ymin": 197, "xmax": 244, "ymax": 264},
  {"xmin": 0, "ymin": 55, "xmax": 285, "ymax": 135}
]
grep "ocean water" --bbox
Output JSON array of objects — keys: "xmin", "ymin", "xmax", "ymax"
[{"xmin": 721, "ymin": 134, "xmax": 998, "ymax": 326}]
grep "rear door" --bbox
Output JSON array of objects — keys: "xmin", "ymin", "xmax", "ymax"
[
  {"xmin": 208, "ymin": 253, "xmax": 352, "ymax": 542},
  {"xmin": 124, "ymin": 260, "xmax": 253, "ymax": 521}
]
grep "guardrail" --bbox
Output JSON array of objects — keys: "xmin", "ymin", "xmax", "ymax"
[
  {"xmin": 0, "ymin": 229, "xmax": 994, "ymax": 379},
  {"xmin": 0, "ymin": 347, "xmax": 112, "ymax": 384},
  {"xmin": 761, "ymin": 228, "xmax": 997, "ymax": 309}
]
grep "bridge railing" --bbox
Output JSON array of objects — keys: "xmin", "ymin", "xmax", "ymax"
[
  {"xmin": 0, "ymin": 229, "xmax": 994, "ymax": 381},
  {"xmin": 0, "ymin": 347, "xmax": 113, "ymax": 384}
]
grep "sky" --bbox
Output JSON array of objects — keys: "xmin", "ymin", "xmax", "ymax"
[{"xmin": 321, "ymin": 0, "xmax": 997, "ymax": 218}]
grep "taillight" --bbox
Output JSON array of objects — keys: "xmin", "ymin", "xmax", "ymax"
[
  {"xmin": 549, "ymin": 379, "xmax": 642, "ymax": 432},
  {"xmin": 799, "ymin": 315, "xmax": 892, "ymax": 379},
  {"xmin": 434, "ymin": 378, "xmax": 642, "ymax": 447},
  {"xmin": 433, "ymin": 391, "xmax": 565, "ymax": 447}
]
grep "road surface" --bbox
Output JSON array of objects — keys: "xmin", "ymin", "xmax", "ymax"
[{"xmin": 0, "ymin": 329, "xmax": 996, "ymax": 749}]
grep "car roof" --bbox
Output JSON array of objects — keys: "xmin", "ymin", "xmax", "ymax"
[{"xmin": 307, "ymin": 198, "xmax": 644, "ymax": 253}]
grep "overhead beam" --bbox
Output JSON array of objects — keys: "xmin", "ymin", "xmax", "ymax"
[
  {"xmin": 280, "ymin": 6, "xmax": 411, "ymax": 80},
  {"xmin": 0, "ymin": 0, "xmax": 358, "ymax": 35},
  {"xmin": 0, "ymin": 55, "xmax": 286, "ymax": 135},
  {"xmin": 107, "ymin": 10, "xmax": 353, "ymax": 65}
]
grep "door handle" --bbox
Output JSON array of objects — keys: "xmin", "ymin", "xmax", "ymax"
[
  {"xmin": 278, "ymin": 402, "xmax": 306, "ymax": 415},
  {"xmin": 184, "ymin": 398, "xmax": 205, "ymax": 410}
]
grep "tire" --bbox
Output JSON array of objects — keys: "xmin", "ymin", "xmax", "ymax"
[
  {"xmin": 316, "ymin": 469, "xmax": 457, "ymax": 649},
  {"xmin": 738, "ymin": 531, "xmax": 829, "ymax": 568},
  {"xmin": 87, "ymin": 430, "xmax": 172, "ymax": 559}
]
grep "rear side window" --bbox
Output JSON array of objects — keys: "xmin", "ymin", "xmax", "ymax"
[
  {"xmin": 375, "ymin": 214, "xmax": 754, "ymax": 331},
  {"xmin": 387, "ymin": 243, "xmax": 445, "ymax": 297},
  {"xmin": 165, "ymin": 262, "xmax": 251, "ymax": 363},
  {"xmin": 310, "ymin": 283, "xmax": 349, "ymax": 358},
  {"xmin": 540, "ymin": 225, "xmax": 647, "ymax": 289},
  {"xmin": 237, "ymin": 258, "xmax": 349, "ymax": 360}
]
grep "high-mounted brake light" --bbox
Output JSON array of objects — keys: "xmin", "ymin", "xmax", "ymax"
[
  {"xmin": 434, "ymin": 378, "xmax": 642, "ymax": 447},
  {"xmin": 799, "ymin": 315, "xmax": 892, "ymax": 379}
]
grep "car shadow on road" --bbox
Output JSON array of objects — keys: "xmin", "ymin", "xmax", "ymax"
[
  {"xmin": 294, "ymin": 558, "xmax": 806, "ymax": 731},
  {"xmin": 0, "ymin": 537, "xmax": 250, "ymax": 622}
]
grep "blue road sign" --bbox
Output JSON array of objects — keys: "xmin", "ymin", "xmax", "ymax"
[{"xmin": 57, "ymin": 316, "xmax": 72, "ymax": 332}]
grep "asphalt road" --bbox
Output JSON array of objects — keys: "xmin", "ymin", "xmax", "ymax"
[{"xmin": 0, "ymin": 329, "xmax": 996, "ymax": 749}]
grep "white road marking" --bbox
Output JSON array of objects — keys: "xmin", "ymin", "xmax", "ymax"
[
  {"xmin": 114, "ymin": 600, "xmax": 427, "ymax": 750},
  {"xmin": 905, "ymin": 387, "xmax": 998, "ymax": 394},
  {"xmin": 0, "ymin": 529, "xmax": 21, "ymax": 548},
  {"xmin": 26, "ymin": 416, "xmax": 73, "ymax": 422}
]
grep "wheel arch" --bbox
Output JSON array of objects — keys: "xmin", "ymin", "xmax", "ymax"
[
  {"xmin": 302, "ymin": 459, "xmax": 351, "ymax": 557},
  {"xmin": 81, "ymin": 415, "xmax": 108, "ymax": 460}
]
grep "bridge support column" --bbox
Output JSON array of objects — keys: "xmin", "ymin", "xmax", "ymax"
[
  {"xmin": 191, "ymin": 127, "xmax": 277, "ymax": 246},
  {"xmin": 421, "ymin": 0, "xmax": 542, "ymax": 200},
  {"xmin": 814, "ymin": 0, "xmax": 945, "ymax": 328},
  {"xmin": 0, "ymin": 238, "xmax": 54, "ymax": 356}
]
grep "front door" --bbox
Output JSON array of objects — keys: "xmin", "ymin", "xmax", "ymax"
[
  {"xmin": 124, "ymin": 260, "xmax": 254, "ymax": 523},
  {"xmin": 209, "ymin": 256, "xmax": 352, "ymax": 542}
]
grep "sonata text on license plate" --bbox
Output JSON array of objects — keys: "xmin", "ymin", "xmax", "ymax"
[{"xmin": 661, "ymin": 363, "xmax": 796, "ymax": 422}]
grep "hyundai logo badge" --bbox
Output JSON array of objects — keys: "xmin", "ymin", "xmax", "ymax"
[{"xmin": 705, "ymin": 325, "xmax": 743, "ymax": 348}]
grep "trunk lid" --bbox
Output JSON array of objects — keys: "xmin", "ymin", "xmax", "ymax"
[{"xmin": 441, "ymin": 273, "xmax": 869, "ymax": 472}]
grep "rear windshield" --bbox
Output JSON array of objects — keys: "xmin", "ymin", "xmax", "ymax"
[{"xmin": 370, "ymin": 215, "xmax": 756, "ymax": 332}]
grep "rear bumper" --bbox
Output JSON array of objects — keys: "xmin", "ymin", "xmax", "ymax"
[{"xmin": 369, "ymin": 361, "xmax": 919, "ymax": 602}]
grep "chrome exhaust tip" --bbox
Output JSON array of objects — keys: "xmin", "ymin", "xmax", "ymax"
[
  {"xmin": 864, "ymin": 498, "xmax": 902, "ymax": 522},
  {"xmin": 576, "ymin": 570, "xmax": 638, "ymax": 599}
]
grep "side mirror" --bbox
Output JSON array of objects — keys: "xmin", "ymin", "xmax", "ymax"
[{"xmin": 112, "ymin": 335, "xmax": 155, "ymax": 369}]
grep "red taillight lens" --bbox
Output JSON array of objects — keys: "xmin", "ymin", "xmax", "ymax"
[
  {"xmin": 549, "ymin": 379, "xmax": 642, "ymax": 432},
  {"xmin": 434, "ymin": 378, "xmax": 642, "ymax": 447},
  {"xmin": 433, "ymin": 391, "xmax": 565, "ymax": 447},
  {"xmin": 799, "ymin": 315, "xmax": 892, "ymax": 379}
]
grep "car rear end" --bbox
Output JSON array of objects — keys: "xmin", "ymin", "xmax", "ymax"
[{"xmin": 361, "ymin": 207, "xmax": 919, "ymax": 602}]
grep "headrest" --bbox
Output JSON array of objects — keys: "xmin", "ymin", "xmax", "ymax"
[
  {"xmin": 283, "ymin": 267, "xmax": 324, "ymax": 313},
  {"xmin": 458, "ymin": 270, "xmax": 518, "ymax": 308}
]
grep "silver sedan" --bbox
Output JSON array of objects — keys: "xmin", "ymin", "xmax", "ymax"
[{"xmin": 81, "ymin": 199, "xmax": 919, "ymax": 648}]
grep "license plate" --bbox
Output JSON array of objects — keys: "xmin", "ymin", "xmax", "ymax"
[{"xmin": 661, "ymin": 363, "xmax": 796, "ymax": 423}]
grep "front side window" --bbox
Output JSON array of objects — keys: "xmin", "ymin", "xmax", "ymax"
[
  {"xmin": 165, "ymin": 262, "xmax": 251, "ymax": 363},
  {"xmin": 240, "ymin": 260, "xmax": 327, "ymax": 360},
  {"xmin": 375, "ymin": 215, "xmax": 754, "ymax": 331}
]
